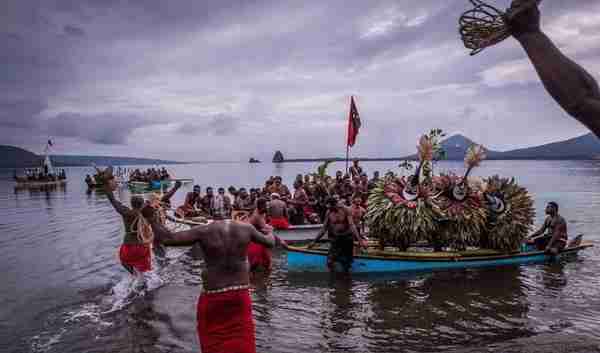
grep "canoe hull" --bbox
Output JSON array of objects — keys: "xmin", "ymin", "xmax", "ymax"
[
  {"xmin": 286, "ymin": 243, "xmax": 593, "ymax": 273},
  {"xmin": 15, "ymin": 180, "xmax": 67, "ymax": 189},
  {"xmin": 274, "ymin": 224, "xmax": 322, "ymax": 242}
]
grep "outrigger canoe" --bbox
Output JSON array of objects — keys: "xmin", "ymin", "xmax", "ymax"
[{"xmin": 286, "ymin": 241, "xmax": 594, "ymax": 273}]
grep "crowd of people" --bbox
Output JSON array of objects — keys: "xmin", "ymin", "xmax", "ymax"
[
  {"xmin": 175, "ymin": 161, "xmax": 380, "ymax": 231},
  {"xmin": 129, "ymin": 167, "xmax": 171, "ymax": 182},
  {"xmin": 14, "ymin": 166, "xmax": 67, "ymax": 182}
]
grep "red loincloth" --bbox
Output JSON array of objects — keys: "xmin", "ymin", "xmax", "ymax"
[
  {"xmin": 119, "ymin": 243, "xmax": 151, "ymax": 272},
  {"xmin": 303, "ymin": 205, "xmax": 315, "ymax": 218},
  {"xmin": 269, "ymin": 217, "xmax": 289, "ymax": 230},
  {"xmin": 247, "ymin": 242, "xmax": 272, "ymax": 271},
  {"xmin": 197, "ymin": 289, "xmax": 255, "ymax": 353}
]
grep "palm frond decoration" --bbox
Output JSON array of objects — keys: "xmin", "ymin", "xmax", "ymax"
[
  {"xmin": 417, "ymin": 135, "xmax": 434, "ymax": 162},
  {"xmin": 366, "ymin": 177, "xmax": 439, "ymax": 251},
  {"xmin": 464, "ymin": 144, "xmax": 486, "ymax": 171},
  {"xmin": 481, "ymin": 175, "xmax": 535, "ymax": 252},
  {"xmin": 431, "ymin": 174, "xmax": 488, "ymax": 250},
  {"xmin": 317, "ymin": 160, "xmax": 333, "ymax": 179}
]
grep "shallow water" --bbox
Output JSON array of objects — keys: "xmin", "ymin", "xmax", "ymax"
[{"xmin": 1, "ymin": 160, "xmax": 599, "ymax": 353}]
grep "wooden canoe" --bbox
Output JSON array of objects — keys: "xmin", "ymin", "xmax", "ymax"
[{"xmin": 286, "ymin": 241, "xmax": 594, "ymax": 273}]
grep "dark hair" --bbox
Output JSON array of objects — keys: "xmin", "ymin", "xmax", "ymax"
[
  {"xmin": 131, "ymin": 195, "xmax": 144, "ymax": 209},
  {"xmin": 326, "ymin": 196, "xmax": 337, "ymax": 207},
  {"xmin": 548, "ymin": 201, "xmax": 558, "ymax": 210},
  {"xmin": 256, "ymin": 197, "xmax": 268, "ymax": 211}
]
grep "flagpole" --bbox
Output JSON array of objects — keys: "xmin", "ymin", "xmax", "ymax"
[{"xmin": 345, "ymin": 145, "xmax": 349, "ymax": 174}]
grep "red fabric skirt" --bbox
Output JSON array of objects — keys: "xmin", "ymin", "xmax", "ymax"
[
  {"xmin": 119, "ymin": 243, "xmax": 151, "ymax": 272},
  {"xmin": 197, "ymin": 289, "xmax": 255, "ymax": 353},
  {"xmin": 269, "ymin": 217, "xmax": 290, "ymax": 230},
  {"xmin": 247, "ymin": 242, "xmax": 272, "ymax": 271}
]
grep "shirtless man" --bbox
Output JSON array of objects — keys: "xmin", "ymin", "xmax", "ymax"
[
  {"xmin": 527, "ymin": 202, "xmax": 568, "ymax": 255},
  {"xmin": 267, "ymin": 193, "xmax": 289, "ymax": 230},
  {"xmin": 290, "ymin": 180, "xmax": 309, "ymax": 225},
  {"xmin": 142, "ymin": 207, "xmax": 275, "ymax": 353},
  {"xmin": 309, "ymin": 197, "xmax": 365, "ymax": 272},
  {"xmin": 349, "ymin": 160, "xmax": 363, "ymax": 180},
  {"xmin": 147, "ymin": 181, "xmax": 182, "ymax": 258},
  {"xmin": 176, "ymin": 185, "xmax": 202, "ymax": 218},
  {"xmin": 246, "ymin": 198, "xmax": 284, "ymax": 272},
  {"xmin": 234, "ymin": 188, "xmax": 254, "ymax": 211},
  {"xmin": 504, "ymin": 0, "xmax": 600, "ymax": 136},
  {"xmin": 97, "ymin": 168, "xmax": 154, "ymax": 276},
  {"xmin": 350, "ymin": 195, "xmax": 367, "ymax": 235},
  {"xmin": 268, "ymin": 176, "xmax": 291, "ymax": 200}
]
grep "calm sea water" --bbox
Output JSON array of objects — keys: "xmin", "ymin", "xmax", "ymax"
[{"xmin": 1, "ymin": 160, "xmax": 600, "ymax": 353}]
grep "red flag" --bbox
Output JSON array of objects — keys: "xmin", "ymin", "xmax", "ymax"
[{"xmin": 347, "ymin": 96, "xmax": 361, "ymax": 147}]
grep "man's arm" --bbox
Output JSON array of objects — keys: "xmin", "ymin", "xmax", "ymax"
[
  {"xmin": 344, "ymin": 207, "xmax": 361, "ymax": 243},
  {"xmin": 309, "ymin": 212, "xmax": 330, "ymax": 247},
  {"xmin": 507, "ymin": 1, "xmax": 600, "ymax": 136},
  {"xmin": 248, "ymin": 223, "xmax": 275, "ymax": 249},
  {"xmin": 529, "ymin": 217, "xmax": 549, "ymax": 238},
  {"xmin": 143, "ymin": 206, "xmax": 204, "ymax": 246},
  {"xmin": 161, "ymin": 181, "xmax": 182, "ymax": 204},
  {"xmin": 104, "ymin": 183, "xmax": 130, "ymax": 216}
]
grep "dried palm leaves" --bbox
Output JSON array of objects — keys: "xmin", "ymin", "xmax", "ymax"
[
  {"xmin": 459, "ymin": 0, "xmax": 541, "ymax": 55},
  {"xmin": 482, "ymin": 175, "xmax": 535, "ymax": 251}
]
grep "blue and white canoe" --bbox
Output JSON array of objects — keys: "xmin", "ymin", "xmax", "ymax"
[{"xmin": 286, "ymin": 241, "xmax": 594, "ymax": 273}]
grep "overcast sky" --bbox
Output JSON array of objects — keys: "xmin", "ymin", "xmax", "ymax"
[{"xmin": 1, "ymin": 0, "xmax": 599, "ymax": 161}]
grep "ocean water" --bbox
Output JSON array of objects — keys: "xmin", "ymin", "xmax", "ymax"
[{"xmin": 1, "ymin": 160, "xmax": 599, "ymax": 353}]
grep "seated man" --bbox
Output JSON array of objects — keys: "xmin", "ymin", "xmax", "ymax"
[
  {"xmin": 267, "ymin": 193, "xmax": 289, "ymax": 229},
  {"xmin": 176, "ymin": 185, "xmax": 202, "ymax": 218},
  {"xmin": 527, "ymin": 202, "xmax": 568, "ymax": 254}
]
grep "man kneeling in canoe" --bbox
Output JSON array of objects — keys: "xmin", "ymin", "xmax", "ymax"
[
  {"xmin": 308, "ymin": 197, "xmax": 365, "ymax": 272},
  {"xmin": 142, "ymin": 206, "xmax": 275, "ymax": 353},
  {"xmin": 527, "ymin": 202, "xmax": 568, "ymax": 255}
]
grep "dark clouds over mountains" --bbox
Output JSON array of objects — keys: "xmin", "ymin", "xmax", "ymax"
[{"xmin": 1, "ymin": 0, "xmax": 599, "ymax": 159}]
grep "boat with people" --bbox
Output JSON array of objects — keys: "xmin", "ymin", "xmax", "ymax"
[
  {"xmin": 14, "ymin": 141, "xmax": 67, "ymax": 189},
  {"xmin": 286, "ymin": 237, "xmax": 593, "ymax": 273}
]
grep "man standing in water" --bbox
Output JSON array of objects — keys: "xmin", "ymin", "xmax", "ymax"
[
  {"xmin": 527, "ymin": 202, "xmax": 568, "ymax": 255},
  {"xmin": 503, "ymin": 0, "xmax": 600, "ymax": 136},
  {"xmin": 98, "ymin": 168, "xmax": 154, "ymax": 276},
  {"xmin": 142, "ymin": 206, "xmax": 275, "ymax": 353},
  {"xmin": 308, "ymin": 196, "xmax": 364, "ymax": 272}
]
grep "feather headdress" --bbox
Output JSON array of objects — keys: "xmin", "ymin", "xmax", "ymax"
[{"xmin": 464, "ymin": 144, "xmax": 486, "ymax": 178}]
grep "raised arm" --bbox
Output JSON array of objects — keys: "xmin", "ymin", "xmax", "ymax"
[
  {"xmin": 507, "ymin": 1, "xmax": 600, "ymax": 135},
  {"xmin": 161, "ymin": 181, "xmax": 182, "ymax": 204},
  {"xmin": 103, "ymin": 182, "xmax": 130, "ymax": 216}
]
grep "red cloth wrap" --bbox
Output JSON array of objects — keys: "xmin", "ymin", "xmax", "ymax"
[
  {"xmin": 247, "ymin": 242, "xmax": 272, "ymax": 271},
  {"xmin": 269, "ymin": 217, "xmax": 289, "ymax": 230},
  {"xmin": 119, "ymin": 243, "xmax": 151, "ymax": 272},
  {"xmin": 197, "ymin": 289, "xmax": 256, "ymax": 353}
]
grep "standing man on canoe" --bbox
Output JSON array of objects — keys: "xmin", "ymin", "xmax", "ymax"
[
  {"xmin": 308, "ymin": 196, "xmax": 365, "ymax": 272},
  {"xmin": 500, "ymin": 1, "xmax": 600, "ymax": 136},
  {"xmin": 97, "ymin": 168, "xmax": 154, "ymax": 276},
  {"xmin": 267, "ymin": 193, "xmax": 290, "ymax": 230},
  {"xmin": 141, "ymin": 206, "xmax": 275, "ymax": 353},
  {"xmin": 526, "ymin": 202, "xmax": 568, "ymax": 255}
]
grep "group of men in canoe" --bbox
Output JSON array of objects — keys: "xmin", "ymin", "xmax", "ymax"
[
  {"xmin": 94, "ymin": 2, "xmax": 600, "ymax": 352},
  {"xmin": 175, "ymin": 160, "xmax": 378, "ymax": 230}
]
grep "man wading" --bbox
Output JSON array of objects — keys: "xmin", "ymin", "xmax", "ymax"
[
  {"xmin": 309, "ymin": 196, "xmax": 365, "ymax": 272},
  {"xmin": 142, "ymin": 207, "xmax": 274, "ymax": 353}
]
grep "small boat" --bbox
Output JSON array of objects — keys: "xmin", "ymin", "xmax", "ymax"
[
  {"xmin": 274, "ymin": 224, "xmax": 323, "ymax": 242},
  {"xmin": 15, "ymin": 179, "xmax": 67, "ymax": 189},
  {"xmin": 14, "ymin": 144, "xmax": 67, "ymax": 189},
  {"xmin": 286, "ymin": 239, "xmax": 594, "ymax": 273},
  {"xmin": 249, "ymin": 158, "xmax": 261, "ymax": 163},
  {"xmin": 128, "ymin": 180, "xmax": 173, "ymax": 191},
  {"xmin": 165, "ymin": 210, "xmax": 211, "ymax": 226}
]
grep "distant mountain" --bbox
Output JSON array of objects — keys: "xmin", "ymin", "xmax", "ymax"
[
  {"xmin": 0, "ymin": 145, "xmax": 42, "ymax": 168},
  {"xmin": 401, "ymin": 134, "xmax": 503, "ymax": 160},
  {"xmin": 0, "ymin": 145, "xmax": 183, "ymax": 168},
  {"xmin": 498, "ymin": 133, "xmax": 600, "ymax": 160}
]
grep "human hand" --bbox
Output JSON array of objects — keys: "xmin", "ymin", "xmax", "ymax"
[{"xmin": 506, "ymin": 0, "xmax": 541, "ymax": 39}]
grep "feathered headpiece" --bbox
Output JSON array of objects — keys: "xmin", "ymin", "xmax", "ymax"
[{"xmin": 464, "ymin": 144, "xmax": 486, "ymax": 178}]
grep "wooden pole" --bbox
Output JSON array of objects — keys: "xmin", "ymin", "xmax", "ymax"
[{"xmin": 345, "ymin": 145, "xmax": 349, "ymax": 175}]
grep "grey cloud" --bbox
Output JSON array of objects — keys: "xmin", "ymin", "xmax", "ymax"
[
  {"xmin": 64, "ymin": 25, "xmax": 85, "ymax": 37},
  {"xmin": 46, "ymin": 112, "xmax": 154, "ymax": 145},
  {"xmin": 177, "ymin": 115, "xmax": 240, "ymax": 137},
  {"xmin": 0, "ymin": 99, "xmax": 47, "ymax": 129}
]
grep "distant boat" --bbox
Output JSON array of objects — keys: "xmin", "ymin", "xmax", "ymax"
[
  {"xmin": 14, "ymin": 141, "xmax": 67, "ymax": 189},
  {"xmin": 249, "ymin": 158, "xmax": 261, "ymax": 163}
]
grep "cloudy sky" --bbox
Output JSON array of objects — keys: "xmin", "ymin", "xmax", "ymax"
[{"xmin": 1, "ymin": 0, "xmax": 599, "ymax": 161}]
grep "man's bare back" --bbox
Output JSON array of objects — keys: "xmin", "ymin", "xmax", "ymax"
[
  {"xmin": 144, "ymin": 208, "xmax": 275, "ymax": 290},
  {"xmin": 268, "ymin": 198, "xmax": 287, "ymax": 219}
]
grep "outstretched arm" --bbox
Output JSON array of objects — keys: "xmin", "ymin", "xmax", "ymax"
[
  {"xmin": 104, "ymin": 182, "xmax": 130, "ymax": 216},
  {"xmin": 161, "ymin": 181, "xmax": 182, "ymax": 204},
  {"xmin": 249, "ymin": 224, "xmax": 275, "ymax": 249},
  {"xmin": 508, "ymin": 1, "xmax": 600, "ymax": 135},
  {"xmin": 143, "ymin": 207, "xmax": 204, "ymax": 246},
  {"xmin": 530, "ymin": 217, "xmax": 549, "ymax": 238}
]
